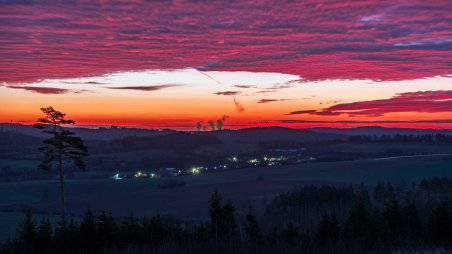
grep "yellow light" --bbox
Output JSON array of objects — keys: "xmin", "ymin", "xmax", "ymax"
[{"xmin": 191, "ymin": 167, "xmax": 201, "ymax": 174}]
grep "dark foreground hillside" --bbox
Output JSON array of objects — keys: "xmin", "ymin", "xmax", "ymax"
[{"xmin": 2, "ymin": 177, "xmax": 452, "ymax": 254}]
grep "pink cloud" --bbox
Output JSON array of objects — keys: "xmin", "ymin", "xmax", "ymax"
[
  {"xmin": 288, "ymin": 90, "xmax": 452, "ymax": 117},
  {"xmin": 280, "ymin": 119, "xmax": 452, "ymax": 124},
  {"xmin": 0, "ymin": 0, "xmax": 450, "ymax": 83},
  {"xmin": 106, "ymin": 84, "xmax": 182, "ymax": 91},
  {"xmin": 6, "ymin": 85, "xmax": 80, "ymax": 94}
]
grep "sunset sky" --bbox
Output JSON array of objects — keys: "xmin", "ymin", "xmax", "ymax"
[{"xmin": 0, "ymin": 0, "xmax": 451, "ymax": 130}]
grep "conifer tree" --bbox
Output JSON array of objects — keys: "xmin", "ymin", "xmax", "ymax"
[{"xmin": 35, "ymin": 106, "xmax": 88, "ymax": 221}]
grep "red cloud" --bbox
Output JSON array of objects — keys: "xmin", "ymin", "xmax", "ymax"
[
  {"xmin": 106, "ymin": 84, "xmax": 182, "ymax": 91},
  {"xmin": 0, "ymin": 1, "xmax": 451, "ymax": 83},
  {"xmin": 257, "ymin": 98, "xmax": 290, "ymax": 103},
  {"xmin": 288, "ymin": 90, "xmax": 452, "ymax": 117},
  {"xmin": 287, "ymin": 110, "xmax": 317, "ymax": 115},
  {"xmin": 7, "ymin": 85, "xmax": 72, "ymax": 94},
  {"xmin": 280, "ymin": 119, "xmax": 452, "ymax": 124},
  {"xmin": 214, "ymin": 91, "xmax": 241, "ymax": 96}
]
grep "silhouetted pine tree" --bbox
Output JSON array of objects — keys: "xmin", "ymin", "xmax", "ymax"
[
  {"xmin": 344, "ymin": 201, "xmax": 373, "ymax": 247},
  {"xmin": 209, "ymin": 188, "xmax": 223, "ymax": 237},
  {"xmin": 53, "ymin": 218, "xmax": 78, "ymax": 253},
  {"xmin": 400, "ymin": 202, "xmax": 423, "ymax": 245},
  {"xmin": 18, "ymin": 211, "xmax": 36, "ymax": 253},
  {"xmin": 356, "ymin": 183, "xmax": 370, "ymax": 205},
  {"xmin": 120, "ymin": 214, "xmax": 141, "ymax": 246},
  {"xmin": 147, "ymin": 214, "xmax": 168, "ymax": 245},
  {"xmin": 315, "ymin": 213, "xmax": 340, "ymax": 246},
  {"xmin": 373, "ymin": 181, "xmax": 386, "ymax": 204},
  {"xmin": 79, "ymin": 210, "xmax": 98, "ymax": 252},
  {"xmin": 97, "ymin": 211, "xmax": 117, "ymax": 250},
  {"xmin": 382, "ymin": 199, "xmax": 402, "ymax": 247},
  {"xmin": 208, "ymin": 189, "xmax": 236, "ymax": 238},
  {"xmin": 245, "ymin": 213, "xmax": 260, "ymax": 240},
  {"xmin": 280, "ymin": 222, "xmax": 298, "ymax": 245},
  {"xmin": 35, "ymin": 218, "xmax": 52, "ymax": 253},
  {"xmin": 222, "ymin": 200, "xmax": 236, "ymax": 237},
  {"xmin": 427, "ymin": 201, "xmax": 452, "ymax": 246},
  {"xmin": 35, "ymin": 106, "xmax": 88, "ymax": 221},
  {"xmin": 384, "ymin": 183, "xmax": 396, "ymax": 203}
]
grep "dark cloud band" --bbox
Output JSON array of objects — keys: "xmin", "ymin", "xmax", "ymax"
[{"xmin": 106, "ymin": 84, "xmax": 182, "ymax": 91}]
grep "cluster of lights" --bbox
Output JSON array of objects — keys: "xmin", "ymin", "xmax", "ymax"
[
  {"xmin": 134, "ymin": 171, "xmax": 147, "ymax": 178},
  {"xmin": 246, "ymin": 156, "xmax": 288, "ymax": 166},
  {"xmin": 191, "ymin": 167, "xmax": 202, "ymax": 174},
  {"xmin": 263, "ymin": 156, "xmax": 286, "ymax": 162},
  {"xmin": 115, "ymin": 155, "xmax": 291, "ymax": 181},
  {"xmin": 228, "ymin": 156, "xmax": 238, "ymax": 162},
  {"xmin": 248, "ymin": 158, "xmax": 260, "ymax": 165},
  {"xmin": 133, "ymin": 171, "xmax": 160, "ymax": 178}
]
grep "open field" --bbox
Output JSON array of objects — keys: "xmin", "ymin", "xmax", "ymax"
[
  {"xmin": 0, "ymin": 154, "xmax": 451, "ymax": 242},
  {"xmin": 328, "ymin": 142, "xmax": 452, "ymax": 154},
  {"xmin": 0, "ymin": 159, "xmax": 39, "ymax": 170}
]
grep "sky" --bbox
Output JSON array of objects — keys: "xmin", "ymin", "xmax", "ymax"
[{"xmin": 0, "ymin": 0, "xmax": 451, "ymax": 130}]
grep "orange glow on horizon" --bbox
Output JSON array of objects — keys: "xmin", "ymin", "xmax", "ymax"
[{"xmin": 1, "ymin": 70, "xmax": 451, "ymax": 130}]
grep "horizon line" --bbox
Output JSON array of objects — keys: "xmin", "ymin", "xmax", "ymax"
[{"xmin": 2, "ymin": 122, "xmax": 452, "ymax": 132}]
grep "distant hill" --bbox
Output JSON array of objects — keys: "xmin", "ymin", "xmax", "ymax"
[
  {"xmin": 210, "ymin": 126, "xmax": 343, "ymax": 143},
  {"xmin": 1, "ymin": 124, "xmax": 452, "ymax": 176},
  {"xmin": 88, "ymin": 132, "xmax": 222, "ymax": 154},
  {"xmin": 0, "ymin": 132, "xmax": 42, "ymax": 159},
  {"xmin": 309, "ymin": 126, "xmax": 452, "ymax": 136},
  {"xmin": 0, "ymin": 123, "xmax": 174, "ymax": 141},
  {"xmin": 1, "ymin": 123, "xmax": 451, "ymax": 142}
]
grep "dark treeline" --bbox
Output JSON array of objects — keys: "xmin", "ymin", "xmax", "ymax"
[
  {"xmin": 420, "ymin": 177, "xmax": 452, "ymax": 192},
  {"xmin": 349, "ymin": 133, "xmax": 452, "ymax": 143},
  {"xmin": 2, "ymin": 178, "xmax": 452, "ymax": 254}
]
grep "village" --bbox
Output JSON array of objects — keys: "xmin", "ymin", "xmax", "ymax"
[{"xmin": 111, "ymin": 148, "xmax": 316, "ymax": 180}]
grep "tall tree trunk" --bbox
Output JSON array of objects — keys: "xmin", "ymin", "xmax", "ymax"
[
  {"xmin": 215, "ymin": 220, "xmax": 218, "ymax": 254},
  {"xmin": 58, "ymin": 148, "xmax": 66, "ymax": 222}
]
